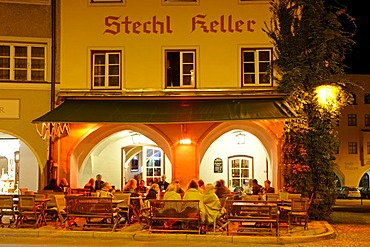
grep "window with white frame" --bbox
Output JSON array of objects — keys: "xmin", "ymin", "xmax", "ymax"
[
  {"xmin": 145, "ymin": 147, "xmax": 163, "ymax": 185},
  {"xmin": 229, "ymin": 156, "xmax": 253, "ymax": 189},
  {"xmin": 241, "ymin": 48, "xmax": 272, "ymax": 86},
  {"xmin": 166, "ymin": 50, "xmax": 195, "ymax": 88},
  {"xmin": 91, "ymin": 50, "xmax": 121, "ymax": 89},
  {"xmin": 0, "ymin": 43, "xmax": 46, "ymax": 81}
]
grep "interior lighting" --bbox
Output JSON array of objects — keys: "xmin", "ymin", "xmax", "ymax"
[
  {"xmin": 236, "ymin": 132, "xmax": 246, "ymax": 144},
  {"xmin": 131, "ymin": 133, "xmax": 141, "ymax": 144},
  {"xmin": 180, "ymin": 124, "xmax": 191, "ymax": 145}
]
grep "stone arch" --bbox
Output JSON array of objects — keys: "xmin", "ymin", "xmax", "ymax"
[
  {"xmin": 333, "ymin": 167, "xmax": 345, "ymax": 187},
  {"xmin": 69, "ymin": 124, "xmax": 174, "ymax": 186},
  {"xmin": 197, "ymin": 120, "xmax": 284, "ymax": 188}
]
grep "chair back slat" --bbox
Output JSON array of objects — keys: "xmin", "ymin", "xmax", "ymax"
[
  {"xmin": 18, "ymin": 195, "xmax": 36, "ymax": 211},
  {"xmin": 0, "ymin": 195, "xmax": 14, "ymax": 209},
  {"xmin": 291, "ymin": 198, "xmax": 309, "ymax": 212}
]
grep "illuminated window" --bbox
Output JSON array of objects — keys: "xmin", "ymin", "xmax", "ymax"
[
  {"xmin": 348, "ymin": 142, "xmax": 357, "ymax": 154},
  {"xmin": 91, "ymin": 50, "xmax": 121, "ymax": 89},
  {"xmin": 229, "ymin": 156, "xmax": 254, "ymax": 190},
  {"xmin": 347, "ymin": 114, "xmax": 357, "ymax": 126},
  {"xmin": 145, "ymin": 147, "xmax": 163, "ymax": 185},
  {"xmin": 0, "ymin": 43, "xmax": 46, "ymax": 82},
  {"xmin": 241, "ymin": 48, "xmax": 272, "ymax": 87},
  {"xmin": 165, "ymin": 50, "xmax": 196, "ymax": 88}
]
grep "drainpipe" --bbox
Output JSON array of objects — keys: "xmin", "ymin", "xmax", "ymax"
[{"xmin": 47, "ymin": 0, "xmax": 57, "ymax": 182}]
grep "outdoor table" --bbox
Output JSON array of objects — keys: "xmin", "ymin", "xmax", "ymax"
[{"xmin": 35, "ymin": 198, "xmax": 51, "ymax": 226}]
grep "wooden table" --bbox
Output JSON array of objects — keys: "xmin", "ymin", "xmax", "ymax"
[
  {"xmin": 225, "ymin": 200, "xmax": 280, "ymax": 236},
  {"xmin": 35, "ymin": 198, "xmax": 51, "ymax": 226}
]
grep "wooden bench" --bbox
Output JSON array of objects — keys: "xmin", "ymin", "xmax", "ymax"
[
  {"xmin": 148, "ymin": 199, "xmax": 201, "ymax": 234},
  {"xmin": 64, "ymin": 196, "xmax": 121, "ymax": 231},
  {"xmin": 224, "ymin": 200, "xmax": 279, "ymax": 236}
]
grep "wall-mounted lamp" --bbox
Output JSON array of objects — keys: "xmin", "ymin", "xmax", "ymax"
[
  {"xmin": 180, "ymin": 124, "xmax": 191, "ymax": 145},
  {"xmin": 236, "ymin": 132, "xmax": 246, "ymax": 144},
  {"xmin": 131, "ymin": 133, "xmax": 141, "ymax": 144},
  {"xmin": 14, "ymin": 151, "xmax": 20, "ymax": 163}
]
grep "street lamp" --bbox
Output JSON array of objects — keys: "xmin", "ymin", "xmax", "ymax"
[{"xmin": 315, "ymin": 85, "xmax": 340, "ymax": 110}]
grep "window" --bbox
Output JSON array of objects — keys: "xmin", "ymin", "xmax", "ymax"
[
  {"xmin": 88, "ymin": 0, "xmax": 125, "ymax": 6},
  {"xmin": 0, "ymin": 44, "xmax": 46, "ymax": 81},
  {"xmin": 229, "ymin": 156, "xmax": 254, "ymax": 190},
  {"xmin": 241, "ymin": 48, "xmax": 272, "ymax": 86},
  {"xmin": 348, "ymin": 142, "xmax": 357, "ymax": 154},
  {"xmin": 91, "ymin": 50, "xmax": 121, "ymax": 89},
  {"xmin": 349, "ymin": 92, "xmax": 356, "ymax": 105},
  {"xmin": 365, "ymin": 94, "xmax": 370, "ymax": 104},
  {"xmin": 90, "ymin": 0, "xmax": 124, "ymax": 3},
  {"xmin": 365, "ymin": 115, "xmax": 370, "ymax": 126},
  {"xmin": 163, "ymin": 0, "xmax": 198, "ymax": 4},
  {"xmin": 145, "ymin": 147, "xmax": 163, "ymax": 185},
  {"xmin": 0, "ymin": 0, "xmax": 50, "ymax": 4},
  {"xmin": 367, "ymin": 142, "xmax": 370, "ymax": 154},
  {"xmin": 348, "ymin": 114, "xmax": 357, "ymax": 126},
  {"xmin": 166, "ymin": 50, "xmax": 195, "ymax": 88}
]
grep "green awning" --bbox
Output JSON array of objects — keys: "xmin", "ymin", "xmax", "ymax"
[{"xmin": 32, "ymin": 98, "xmax": 295, "ymax": 124}]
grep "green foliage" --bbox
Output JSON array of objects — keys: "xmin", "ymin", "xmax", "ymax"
[{"xmin": 264, "ymin": 0, "xmax": 355, "ymax": 220}]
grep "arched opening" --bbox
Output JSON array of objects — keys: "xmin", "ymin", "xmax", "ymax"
[
  {"xmin": 199, "ymin": 129, "xmax": 271, "ymax": 191},
  {"xmin": 0, "ymin": 131, "xmax": 39, "ymax": 193},
  {"xmin": 359, "ymin": 172, "xmax": 370, "ymax": 188},
  {"xmin": 71, "ymin": 126, "xmax": 173, "ymax": 190}
]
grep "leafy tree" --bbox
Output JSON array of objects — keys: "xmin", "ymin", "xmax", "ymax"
[{"xmin": 263, "ymin": 0, "xmax": 356, "ymax": 219}]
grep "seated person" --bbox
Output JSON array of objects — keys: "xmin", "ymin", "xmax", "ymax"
[
  {"xmin": 214, "ymin": 179, "xmax": 231, "ymax": 199},
  {"xmin": 84, "ymin": 178, "xmax": 95, "ymax": 192},
  {"xmin": 183, "ymin": 179, "xmax": 205, "ymax": 223},
  {"xmin": 251, "ymin": 179, "xmax": 263, "ymax": 195},
  {"xmin": 262, "ymin": 179, "xmax": 275, "ymax": 194},
  {"xmin": 99, "ymin": 182, "xmax": 114, "ymax": 198},
  {"xmin": 43, "ymin": 178, "xmax": 63, "ymax": 192},
  {"xmin": 136, "ymin": 180, "xmax": 148, "ymax": 195},
  {"xmin": 203, "ymin": 183, "xmax": 225, "ymax": 227},
  {"xmin": 162, "ymin": 184, "xmax": 182, "ymax": 228},
  {"xmin": 146, "ymin": 183, "xmax": 159, "ymax": 200}
]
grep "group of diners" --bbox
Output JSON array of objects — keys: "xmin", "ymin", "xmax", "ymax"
[{"xmin": 42, "ymin": 174, "xmax": 276, "ymax": 229}]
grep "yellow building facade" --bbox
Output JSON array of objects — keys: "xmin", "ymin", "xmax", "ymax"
[
  {"xmin": 41, "ymin": 0, "xmax": 290, "ymax": 190},
  {"xmin": 2, "ymin": 0, "xmax": 368, "ymax": 193}
]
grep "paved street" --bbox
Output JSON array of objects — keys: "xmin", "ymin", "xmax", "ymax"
[{"xmin": 0, "ymin": 199, "xmax": 369, "ymax": 247}]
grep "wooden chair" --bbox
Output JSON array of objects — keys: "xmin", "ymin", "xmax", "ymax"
[
  {"xmin": 113, "ymin": 192, "xmax": 131, "ymax": 225},
  {"xmin": 54, "ymin": 195, "xmax": 67, "ymax": 226},
  {"xmin": 15, "ymin": 195, "xmax": 43, "ymax": 228},
  {"xmin": 288, "ymin": 193, "xmax": 302, "ymax": 200},
  {"xmin": 0, "ymin": 195, "xmax": 16, "ymax": 227},
  {"xmin": 19, "ymin": 188, "xmax": 28, "ymax": 195},
  {"xmin": 288, "ymin": 198, "xmax": 309, "ymax": 231},
  {"xmin": 44, "ymin": 192, "xmax": 65, "ymax": 223}
]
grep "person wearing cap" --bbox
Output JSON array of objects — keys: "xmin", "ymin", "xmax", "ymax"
[{"xmin": 158, "ymin": 174, "xmax": 169, "ymax": 191}]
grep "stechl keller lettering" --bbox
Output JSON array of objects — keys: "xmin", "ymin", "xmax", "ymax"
[
  {"xmin": 104, "ymin": 16, "xmax": 173, "ymax": 35},
  {"xmin": 103, "ymin": 15, "xmax": 256, "ymax": 35}
]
